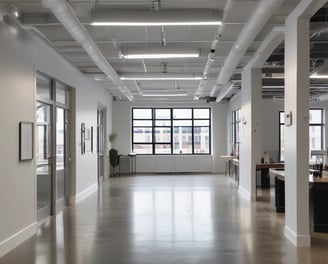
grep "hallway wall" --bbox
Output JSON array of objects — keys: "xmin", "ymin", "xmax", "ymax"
[
  {"xmin": 0, "ymin": 20, "xmax": 113, "ymax": 256},
  {"xmin": 227, "ymin": 95, "xmax": 328, "ymax": 186}
]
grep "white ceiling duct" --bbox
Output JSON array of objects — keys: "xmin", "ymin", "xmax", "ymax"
[
  {"xmin": 215, "ymin": 81, "xmax": 235, "ymax": 102},
  {"xmin": 210, "ymin": 0, "xmax": 285, "ymax": 100},
  {"xmin": 315, "ymin": 94, "xmax": 328, "ymax": 101},
  {"xmin": 0, "ymin": 3, "xmax": 20, "ymax": 19},
  {"xmin": 41, "ymin": 0, "xmax": 134, "ymax": 101},
  {"xmin": 194, "ymin": 0, "xmax": 235, "ymax": 99}
]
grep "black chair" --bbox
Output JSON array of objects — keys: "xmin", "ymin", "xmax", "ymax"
[{"xmin": 109, "ymin": 148, "xmax": 120, "ymax": 176}]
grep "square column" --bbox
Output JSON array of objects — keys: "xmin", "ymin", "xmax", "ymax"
[
  {"xmin": 239, "ymin": 67, "xmax": 262, "ymax": 200},
  {"xmin": 284, "ymin": 15, "xmax": 310, "ymax": 247}
]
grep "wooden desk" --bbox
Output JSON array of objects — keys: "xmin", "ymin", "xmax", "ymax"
[
  {"xmin": 269, "ymin": 169, "xmax": 328, "ymax": 232},
  {"xmin": 256, "ymin": 163, "xmax": 284, "ymax": 188},
  {"xmin": 220, "ymin": 155, "xmax": 237, "ymax": 177},
  {"xmin": 232, "ymin": 158, "xmax": 239, "ymax": 184}
]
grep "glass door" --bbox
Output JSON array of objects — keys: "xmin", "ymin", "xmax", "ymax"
[
  {"xmin": 36, "ymin": 72, "xmax": 72, "ymax": 221},
  {"xmin": 36, "ymin": 102, "xmax": 52, "ymax": 220},
  {"xmin": 55, "ymin": 81, "xmax": 71, "ymax": 211},
  {"xmin": 56, "ymin": 107, "xmax": 69, "ymax": 210},
  {"xmin": 97, "ymin": 108, "xmax": 106, "ymax": 182}
]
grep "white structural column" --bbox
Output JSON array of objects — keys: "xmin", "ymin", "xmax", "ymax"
[
  {"xmin": 239, "ymin": 27, "xmax": 284, "ymax": 201},
  {"xmin": 284, "ymin": 14, "xmax": 310, "ymax": 248},
  {"xmin": 239, "ymin": 67, "xmax": 262, "ymax": 200},
  {"xmin": 284, "ymin": 0, "xmax": 326, "ymax": 247}
]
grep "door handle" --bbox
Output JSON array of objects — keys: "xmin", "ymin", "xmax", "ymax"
[
  {"xmin": 68, "ymin": 157, "xmax": 72, "ymax": 168},
  {"xmin": 48, "ymin": 157, "xmax": 52, "ymax": 167}
]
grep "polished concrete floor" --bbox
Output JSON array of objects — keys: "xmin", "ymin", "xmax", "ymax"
[{"xmin": 1, "ymin": 174, "xmax": 328, "ymax": 264}]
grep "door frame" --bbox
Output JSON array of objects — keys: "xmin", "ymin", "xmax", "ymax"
[
  {"xmin": 35, "ymin": 71, "xmax": 75, "ymax": 220},
  {"xmin": 97, "ymin": 104, "xmax": 107, "ymax": 182}
]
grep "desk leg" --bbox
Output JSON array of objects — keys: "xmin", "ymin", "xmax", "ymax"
[
  {"xmin": 261, "ymin": 168, "xmax": 270, "ymax": 188},
  {"xmin": 275, "ymin": 177, "xmax": 285, "ymax": 213}
]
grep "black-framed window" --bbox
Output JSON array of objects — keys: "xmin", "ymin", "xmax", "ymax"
[
  {"xmin": 132, "ymin": 108, "xmax": 211, "ymax": 155},
  {"xmin": 279, "ymin": 109, "xmax": 324, "ymax": 161},
  {"xmin": 231, "ymin": 109, "xmax": 241, "ymax": 156}
]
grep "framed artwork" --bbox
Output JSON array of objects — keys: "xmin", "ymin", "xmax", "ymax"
[
  {"xmin": 81, "ymin": 123, "xmax": 85, "ymax": 154},
  {"xmin": 19, "ymin": 122, "xmax": 34, "ymax": 161},
  {"xmin": 91, "ymin": 126, "xmax": 94, "ymax": 153}
]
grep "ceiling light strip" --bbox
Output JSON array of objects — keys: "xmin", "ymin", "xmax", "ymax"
[
  {"xmin": 120, "ymin": 77, "xmax": 202, "ymax": 81},
  {"xmin": 123, "ymin": 53, "xmax": 199, "ymax": 59},
  {"xmin": 91, "ymin": 21, "xmax": 222, "ymax": 26},
  {"xmin": 91, "ymin": 9, "xmax": 222, "ymax": 27},
  {"xmin": 143, "ymin": 94, "xmax": 188, "ymax": 97},
  {"xmin": 310, "ymin": 74, "xmax": 328, "ymax": 79}
]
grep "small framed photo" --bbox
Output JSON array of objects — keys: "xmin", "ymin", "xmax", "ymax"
[{"xmin": 19, "ymin": 122, "xmax": 34, "ymax": 161}]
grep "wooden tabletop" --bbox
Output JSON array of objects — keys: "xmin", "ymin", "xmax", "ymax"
[
  {"xmin": 220, "ymin": 155, "xmax": 237, "ymax": 159},
  {"xmin": 256, "ymin": 163, "xmax": 284, "ymax": 169},
  {"xmin": 269, "ymin": 168, "xmax": 328, "ymax": 183}
]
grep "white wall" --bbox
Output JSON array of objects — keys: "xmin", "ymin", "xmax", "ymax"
[
  {"xmin": 112, "ymin": 101, "xmax": 228, "ymax": 173},
  {"xmin": 227, "ymin": 93, "xmax": 241, "ymax": 154},
  {"xmin": 228, "ymin": 94, "xmax": 328, "ymax": 186},
  {"xmin": 0, "ymin": 20, "xmax": 112, "ymax": 256},
  {"xmin": 261, "ymin": 99, "xmax": 328, "ymax": 163}
]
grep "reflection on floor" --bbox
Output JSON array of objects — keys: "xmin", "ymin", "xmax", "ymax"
[{"xmin": 1, "ymin": 174, "xmax": 328, "ymax": 264}]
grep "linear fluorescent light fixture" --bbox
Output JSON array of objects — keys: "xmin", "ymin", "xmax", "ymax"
[
  {"xmin": 124, "ymin": 53, "xmax": 199, "ymax": 59},
  {"xmin": 122, "ymin": 47, "xmax": 200, "ymax": 59},
  {"xmin": 120, "ymin": 73, "xmax": 202, "ymax": 80},
  {"xmin": 310, "ymin": 74, "xmax": 328, "ymax": 79},
  {"xmin": 91, "ymin": 9, "xmax": 222, "ymax": 26},
  {"xmin": 143, "ymin": 93, "xmax": 188, "ymax": 97}
]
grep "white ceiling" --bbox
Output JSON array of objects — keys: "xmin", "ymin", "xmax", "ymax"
[{"xmin": 3, "ymin": 0, "xmax": 328, "ymax": 102}]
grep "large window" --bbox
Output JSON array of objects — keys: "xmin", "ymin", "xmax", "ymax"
[
  {"xmin": 279, "ymin": 109, "xmax": 324, "ymax": 161},
  {"xmin": 231, "ymin": 109, "xmax": 241, "ymax": 157},
  {"xmin": 132, "ymin": 108, "xmax": 211, "ymax": 155}
]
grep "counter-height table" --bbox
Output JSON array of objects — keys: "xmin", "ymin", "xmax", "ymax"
[
  {"xmin": 220, "ymin": 155, "xmax": 237, "ymax": 177},
  {"xmin": 269, "ymin": 169, "xmax": 328, "ymax": 232}
]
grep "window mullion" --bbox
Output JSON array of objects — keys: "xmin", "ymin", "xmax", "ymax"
[
  {"xmin": 152, "ymin": 108, "xmax": 155, "ymax": 155},
  {"xmin": 170, "ymin": 108, "xmax": 173, "ymax": 154},
  {"xmin": 192, "ymin": 108, "xmax": 194, "ymax": 154}
]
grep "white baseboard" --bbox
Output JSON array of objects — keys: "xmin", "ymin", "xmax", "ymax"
[
  {"xmin": 284, "ymin": 226, "xmax": 311, "ymax": 247},
  {"xmin": 73, "ymin": 182, "xmax": 98, "ymax": 204},
  {"xmin": 238, "ymin": 186, "xmax": 252, "ymax": 201},
  {"xmin": 0, "ymin": 222, "xmax": 37, "ymax": 258}
]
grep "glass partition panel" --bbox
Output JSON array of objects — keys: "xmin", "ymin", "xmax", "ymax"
[
  {"xmin": 37, "ymin": 74, "xmax": 52, "ymax": 99},
  {"xmin": 36, "ymin": 102, "xmax": 52, "ymax": 219},
  {"xmin": 56, "ymin": 108, "xmax": 65, "ymax": 202},
  {"xmin": 56, "ymin": 82, "xmax": 69, "ymax": 105}
]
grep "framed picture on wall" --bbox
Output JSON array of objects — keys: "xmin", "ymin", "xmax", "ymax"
[
  {"xmin": 19, "ymin": 122, "xmax": 34, "ymax": 161},
  {"xmin": 81, "ymin": 123, "xmax": 86, "ymax": 154}
]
